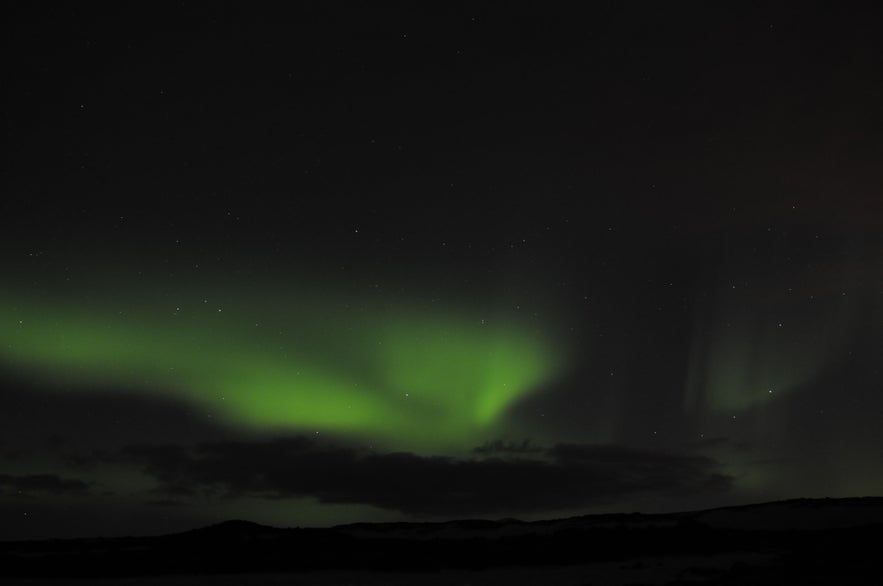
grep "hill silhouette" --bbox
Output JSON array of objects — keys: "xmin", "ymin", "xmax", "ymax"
[{"xmin": 0, "ymin": 497, "xmax": 879, "ymax": 584}]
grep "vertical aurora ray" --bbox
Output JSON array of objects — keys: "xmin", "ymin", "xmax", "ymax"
[{"xmin": 685, "ymin": 256, "xmax": 870, "ymax": 414}]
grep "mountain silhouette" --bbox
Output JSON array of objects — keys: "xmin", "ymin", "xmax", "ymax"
[{"xmin": 1, "ymin": 497, "xmax": 879, "ymax": 584}]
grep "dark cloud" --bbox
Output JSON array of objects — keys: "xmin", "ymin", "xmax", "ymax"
[
  {"xmin": 0, "ymin": 473, "xmax": 89, "ymax": 495},
  {"xmin": 686, "ymin": 436, "xmax": 731, "ymax": 450},
  {"xmin": 123, "ymin": 438, "xmax": 731, "ymax": 516},
  {"xmin": 0, "ymin": 449, "xmax": 28, "ymax": 462},
  {"xmin": 473, "ymin": 439, "xmax": 544, "ymax": 455},
  {"xmin": 144, "ymin": 499, "xmax": 184, "ymax": 507},
  {"xmin": 0, "ymin": 371, "xmax": 236, "ymax": 454}
]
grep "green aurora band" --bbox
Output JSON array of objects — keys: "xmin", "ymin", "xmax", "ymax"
[{"xmin": 0, "ymin": 280, "xmax": 566, "ymax": 451}]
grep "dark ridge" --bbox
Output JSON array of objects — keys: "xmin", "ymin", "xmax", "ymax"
[
  {"xmin": 181, "ymin": 519, "xmax": 281, "ymax": 537},
  {"xmin": 0, "ymin": 497, "xmax": 879, "ymax": 582}
]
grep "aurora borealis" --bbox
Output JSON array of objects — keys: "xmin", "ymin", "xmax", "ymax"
[
  {"xmin": 0, "ymin": 277, "xmax": 564, "ymax": 450},
  {"xmin": 3, "ymin": 3, "xmax": 883, "ymax": 540}
]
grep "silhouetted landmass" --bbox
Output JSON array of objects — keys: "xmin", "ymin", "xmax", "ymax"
[{"xmin": 0, "ymin": 497, "xmax": 880, "ymax": 584}]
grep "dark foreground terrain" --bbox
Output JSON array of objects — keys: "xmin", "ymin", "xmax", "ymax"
[{"xmin": 2, "ymin": 498, "xmax": 880, "ymax": 585}]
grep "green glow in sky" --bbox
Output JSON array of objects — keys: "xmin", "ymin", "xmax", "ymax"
[
  {"xmin": 0, "ymin": 280, "xmax": 564, "ymax": 451},
  {"xmin": 685, "ymin": 280, "xmax": 858, "ymax": 414}
]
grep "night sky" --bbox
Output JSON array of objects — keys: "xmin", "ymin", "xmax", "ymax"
[{"xmin": 3, "ymin": 2, "xmax": 882, "ymax": 540}]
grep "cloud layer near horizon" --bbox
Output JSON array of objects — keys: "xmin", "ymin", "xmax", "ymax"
[{"xmin": 120, "ymin": 437, "xmax": 732, "ymax": 516}]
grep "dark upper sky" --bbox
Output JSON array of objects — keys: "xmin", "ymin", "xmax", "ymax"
[{"xmin": 2, "ymin": 2, "xmax": 882, "ymax": 539}]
